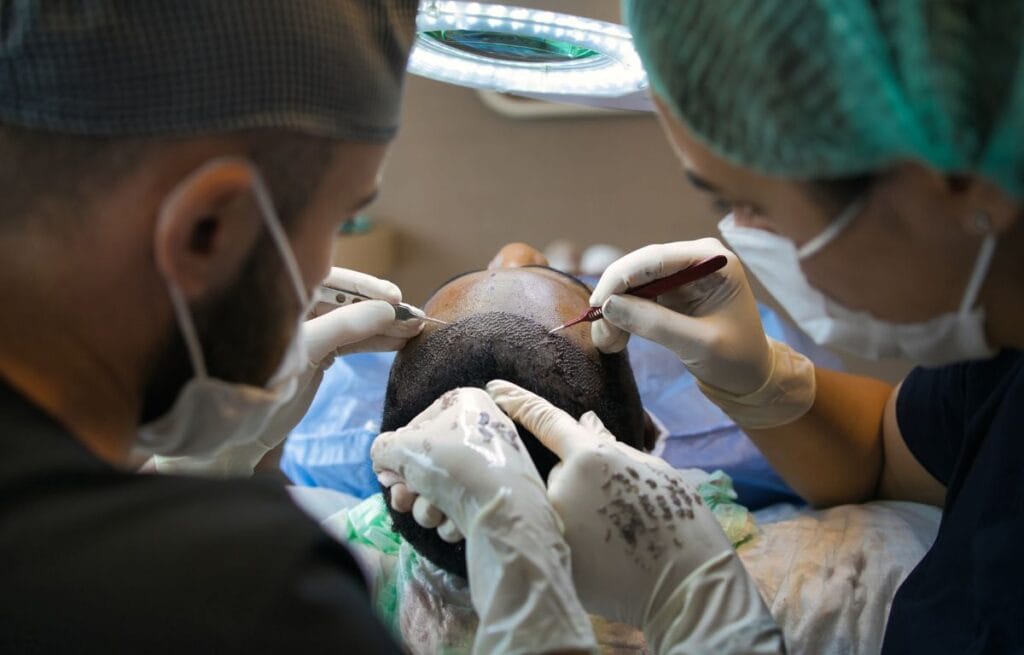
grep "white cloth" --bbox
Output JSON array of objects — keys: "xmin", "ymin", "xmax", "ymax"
[
  {"xmin": 300, "ymin": 490, "xmax": 938, "ymax": 655},
  {"xmin": 740, "ymin": 501, "xmax": 940, "ymax": 655}
]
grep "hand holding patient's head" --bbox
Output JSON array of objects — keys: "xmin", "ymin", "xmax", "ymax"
[{"xmin": 380, "ymin": 244, "xmax": 653, "ymax": 577}]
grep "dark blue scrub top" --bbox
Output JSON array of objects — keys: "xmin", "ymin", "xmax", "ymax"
[{"xmin": 882, "ymin": 350, "xmax": 1024, "ymax": 654}]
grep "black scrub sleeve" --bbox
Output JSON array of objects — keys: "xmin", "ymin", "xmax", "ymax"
[
  {"xmin": 896, "ymin": 363, "xmax": 970, "ymax": 486},
  {"xmin": 240, "ymin": 538, "xmax": 405, "ymax": 654},
  {"xmin": 895, "ymin": 350, "xmax": 1021, "ymax": 487}
]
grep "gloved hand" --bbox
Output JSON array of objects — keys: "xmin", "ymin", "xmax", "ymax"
[
  {"xmin": 151, "ymin": 267, "xmax": 421, "ymax": 477},
  {"xmin": 590, "ymin": 239, "xmax": 815, "ymax": 429},
  {"xmin": 371, "ymin": 387, "xmax": 597, "ymax": 655},
  {"xmin": 487, "ymin": 380, "xmax": 785, "ymax": 655}
]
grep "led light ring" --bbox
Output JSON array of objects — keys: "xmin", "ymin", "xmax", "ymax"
[{"xmin": 410, "ymin": 1, "xmax": 648, "ymax": 97}]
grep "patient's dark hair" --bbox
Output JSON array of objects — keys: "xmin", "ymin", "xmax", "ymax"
[{"xmin": 381, "ymin": 311, "xmax": 646, "ymax": 578}]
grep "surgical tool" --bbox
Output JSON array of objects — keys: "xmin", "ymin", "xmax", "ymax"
[
  {"xmin": 548, "ymin": 254, "xmax": 729, "ymax": 334},
  {"xmin": 315, "ymin": 285, "xmax": 449, "ymax": 326}
]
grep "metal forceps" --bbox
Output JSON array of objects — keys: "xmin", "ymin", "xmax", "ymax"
[{"xmin": 315, "ymin": 285, "xmax": 449, "ymax": 326}]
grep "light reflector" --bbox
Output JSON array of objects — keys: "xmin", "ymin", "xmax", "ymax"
[{"xmin": 410, "ymin": 1, "xmax": 648, "ymax": 97}]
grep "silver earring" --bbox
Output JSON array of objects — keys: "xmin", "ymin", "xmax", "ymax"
[{"xmin": 971, "ymin": 210, "xmax": 993, "ymax": 235}]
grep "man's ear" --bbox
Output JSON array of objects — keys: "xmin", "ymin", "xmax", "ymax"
[
  {"xmin": 153, "ymin": 157, "xmax": 264, "ymax": 302},
  {"xmin": 641, "ymin": 410, "xmax": 660, "ymax": 452}
]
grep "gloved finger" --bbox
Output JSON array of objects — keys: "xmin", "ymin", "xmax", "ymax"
[
  {"xmin": 402, "ymin": 387, "xmax": 499, "ymax": 430},
  {"xmin": 437, "ymin": 518, "xmax": 465, "ymax": 543},
  {"xmin": 304, "ymin": 300, "xmax": 404, "ymax": 363},
  {"xmin": 486, "ymin": 380, "xmax": 592, "ymax": 459},
  {"xmin": 323, "ymin": 267, "xmax": 402, "ymax": 304},
  {"xmin": 371, "ymin": 423, "xmax": 447, "ymax": 482},
  {"xmin": 601, "ymin": 294, "xmax": 712, "ymax": 358},
  {"xmin": 545, "ymin": 467, "xmax": 576, "ymax": 518},
  {"xmin": 544, "ymin": 460, "xmax": 566, "ymax": 488},
  {"xmin": 589, "ymin": 239, "xmax": 729, "ymax": 307},
  {"xmin": 333, "ymin": 334, "xmax": 416, "ymax": 357},
  {"xmin": 312, "ymin": 311, "xmax": 422, "ymax": 339},
  {"xmin": 389, "ymin": 482, "xmax": 417, "ymax": 513},
  {"xmin": 370, "ymin": 430, "xmax": 406, "ymax": 475},
  {"xmin": 578, "ymin": 411, "xmax": 616, "ymax": 443},
  {"xmin": 610, "ymin": 440, "xmax": 671, "ymax": 470},
  {"xmin": 376, "ymin": 469, "xmax": 401, "ymax": 487},
  {"xmin": 310, "ymin": 301, "xmax": 337, "ymax": 319},
  {"xmin": 591, "ymin": 318, "xmax": 630, "ymax": 354},
  {"xmin": 413, "ymin": 495, "xmax": 445, "ymax": 529}
]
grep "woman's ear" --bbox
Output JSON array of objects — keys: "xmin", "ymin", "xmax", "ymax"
[
  {"xmin": 947, "ymin": 174, "xmax": 1021, "ymax": 236},
  {"xmin": 153, "ymin": 157, "xmax": 265, "ymax": 302}
]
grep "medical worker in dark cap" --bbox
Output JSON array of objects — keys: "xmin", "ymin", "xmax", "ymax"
[{"xmin": 0, "ymin": 3, "xmax": 598, "ymax": 653}]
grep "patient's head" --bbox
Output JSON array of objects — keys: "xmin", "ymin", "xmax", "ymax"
[{"xmin": 381, "ymin": 243, "xmax": 651, "ymax": 577}]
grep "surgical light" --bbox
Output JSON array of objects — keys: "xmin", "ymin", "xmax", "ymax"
[{"xmin": 410, "ymin": 1, "xmax": 648, "ymax": 97}]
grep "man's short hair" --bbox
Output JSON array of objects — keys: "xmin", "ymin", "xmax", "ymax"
[{"xmin": 380, "ymin": 311, "xmax": 647, "ymax": 578}]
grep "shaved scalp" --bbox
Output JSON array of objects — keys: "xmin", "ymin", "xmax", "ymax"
[{"xmin": 381, "ymin": 311, "xmax": 646, "ymax": 577}]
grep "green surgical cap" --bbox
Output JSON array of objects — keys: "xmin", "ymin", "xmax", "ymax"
[
  {"xmin": 0, "ymin": 1, "xmax": 418, "ymax": 142},
  {"xmin": 623, "ymin": 0, "xmax": 1024, "ymax": 198}
]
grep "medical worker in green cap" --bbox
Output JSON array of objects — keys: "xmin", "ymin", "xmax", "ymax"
[
  {"xmin": 576, "ymin": 2, "xmax": 1022, "ymax": 653},
  {"xmin": 381, "ymin": 0, "xmax": 1022, "ymax": 652}
]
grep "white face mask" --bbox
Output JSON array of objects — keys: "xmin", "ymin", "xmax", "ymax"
[
  {"xmin": 718, "ymin": 202, "xmax": 998, "ymax": 367},
  {"xmin": 137, "ymin": 159, "xmax": 312, "ymax": 456}
]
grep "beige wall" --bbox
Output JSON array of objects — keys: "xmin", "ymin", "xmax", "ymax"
[
  {"xmin": 375, "ymin": 77, "xmax": 709, "ymax": 303},
  {"xmin": 370, "ymin": 10, "xmax": 913, "ymax": 383}
]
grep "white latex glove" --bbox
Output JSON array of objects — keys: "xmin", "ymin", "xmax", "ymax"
[
  {"xmin": 590, "ymin": 239, "xmax": 814, "ymax": 429},
  {"xmin": 305, "ymin": 267, "xmax": 422, "ymax": 359},
  {"xmin": 371, "ymin": 388, "xmax": 597, "ymax": 655},
  {"xmin": 152, "ymin": 267, "xmax": 421, "ymax": 477},
  {"xmin": 487, "ymin": 380, "xmax": 785, "ymax": 655}
]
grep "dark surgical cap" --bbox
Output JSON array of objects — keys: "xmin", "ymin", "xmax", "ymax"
[{"xmin": 0, "ymin": 1, "xmax": 419, "ymax": 142}]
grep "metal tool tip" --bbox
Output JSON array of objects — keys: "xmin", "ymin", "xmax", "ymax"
[{"xmin": 548, "ymin": 325, "xmax": 566, "ymax": 335}]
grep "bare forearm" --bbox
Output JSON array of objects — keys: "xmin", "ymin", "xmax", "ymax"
[{"xmin": 746, "ymin": 366, "xmax": 892, "ymax": 507}]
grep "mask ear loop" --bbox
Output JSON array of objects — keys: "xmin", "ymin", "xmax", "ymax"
[
  {"xmin": 155, "ymin": 157, "xmax": 310, "ymax": 383},
  {"xmin": 797, "ymin": 198, "xmax": 867, "ymax": 261},
  {"xmin": 155, "ymin": 168, "xmax": 214, "ymax": 381},
  {"xmin": 247, "ymin": 166, "xmax": 311, "ymax": 311},
  {"xmin": 958, "ymin": 212, "xmax": 997, "ymax": 315},
  {"xmin": 167, "ymin": 284, "xmax": 209, "ymax": 380}
]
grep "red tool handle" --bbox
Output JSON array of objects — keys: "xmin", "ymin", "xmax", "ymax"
[
  {"xmin": 626, "ymin": 254, "xmax": 728, "ymax": 298},
  {"xmin": 549, "ymin": 254, "xmax": 730, "ymax": 334}
]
